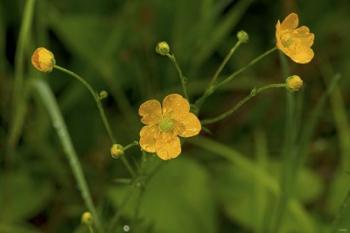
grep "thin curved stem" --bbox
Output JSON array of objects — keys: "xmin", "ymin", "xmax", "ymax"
[
  {"xmin": 201, "ymin": 83, "xmax": 286, "ymax": 125},
  {"xmin": 54, "ymin": 65, "xmax": 136, "ymax": 178},
  {"xmin": 195, "ymin": 47, "xmax": 277, "ymax": 111},
  {"xmin": 124, "ymin": 141, "xmax": 139, "ymax": 151},
  {"xmin": 166, "ymin": 54, "xmax": 189, "ymax": 100},
  {"xmin": 209, "ymin": 40, "xmax": 242, "ymax": 88}
]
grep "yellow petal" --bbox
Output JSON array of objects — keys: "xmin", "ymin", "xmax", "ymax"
[
  {"xmin": 302, "ymin": 32, "xmax": 314, "ymax": 47},
  {"xmin": 295, "ymin": 26, "xmax": 310, "ymax": 34},
  {"xmin": 139, "ymin": 125, "xmax": 160, "ymax": 153},
  {"xmin": 155, "ymin": 133, "xmax": 181, "ymax": 160},
  {"xmin": 174, "ymin": 112, "xmax": 201, "ymax": 137},
  {"xmin": 291, "ymin": 47, "xmax": 314, "ymax": 64},
  {"xmin": 275, "ymin": 21, "xmax": 284, "ymax": 51},
  {"xmin": 281, "ymin": 12, "xmax": 299, "ymax": 30},
  {"xmin": 162, "ymin": 94, "xmax": 190, "ymax": 115},
  {"xmin": 139, "ymin": 99, "xmax": 162, "ymax": 125}
]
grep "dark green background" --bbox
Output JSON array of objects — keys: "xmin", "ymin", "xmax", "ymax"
[{"xmin": 1, "ymin": 0, "xmax": 350, "ymax": 232}]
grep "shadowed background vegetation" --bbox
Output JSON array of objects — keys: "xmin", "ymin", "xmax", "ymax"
[{"xmin": 1, "ymin": 0, "xmax": 350, "ymax": 232}]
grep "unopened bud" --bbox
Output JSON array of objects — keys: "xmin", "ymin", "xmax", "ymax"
[
  {"xmin": 31, "ymin": 47, "xmax": 55, "ymax": 72},
  {"xmin": 237, "ymin": 30, "xmax": 249, "ymax": 43},
  {"xmin": 81, "ymin": 211, "xmax": 93, "ymax": 225},
  {"xmin": 155, "ymin": 41, "xmax": 170, "ymax": 55},
  {"xmin": 110, "ymin": 144, "xmax": 124, "ymax": 158},
  {"xmin": 99, "ymin": 90, "xmax": 108, "ymax": 100},
  {"xmin": 286, "ymin": 75, "xmax": 303, "ymax": 92}
]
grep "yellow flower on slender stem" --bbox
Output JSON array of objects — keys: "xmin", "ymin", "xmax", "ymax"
[
  {"xmin": 139, "ymin": 94, "xmax": 201, "ymax": 160},
  {"xmin": 276, "ymin": 13, "xmax": 315, "ymax": 64},
  {"xmin": 31, "ymin": 47, "xmax": 55, "ymax": 72}
]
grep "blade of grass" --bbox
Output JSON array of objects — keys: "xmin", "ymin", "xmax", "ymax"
[
  {"xmin": 191, "ymin": 0, "xmax": 254, "ymax": 72},
  {"xmin": 298, "ymin": 74, "xmax": 341, "ymax": 165},
  {"xmin": 7, "ymin": 0, "xmax": 36, "ymax": 151},
  {"xmin": 190, "ymin": 136, "xmax": 316, "ymax": 233},
  {"xmin": 30, "ymin": 78, "xmax": 104, "ymax": 233},
  {"xmin": 331, "ymin": 188, "xmax": 350, "ymax": 233},
  {"xmin": 320, "ymin": 61, "xmax": 350, "ymax": 171},
  {"xmin": 253, "ymin": 129, "xmax": 269, "ymax": 233},
  {"xmin": 0, "ymin": 3, "xmax": 6, "ymax": 71}
]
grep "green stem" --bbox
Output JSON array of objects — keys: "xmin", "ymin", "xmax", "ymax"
[
  {"xmin": 124, "ymin": 141, "xmax": 139, "ymax": 151},
  {"xmin": 209, "ymin": 40, "xmax": 242, "ymax": 87},
  {"xmin": 201, "ymin": 83, "xmax": 286, "ymax": 125},
  {"xmin": 7, "ymin": 0, "xmax": 36, "ymax": 149},
  {"xmin": 31, "ymin": 79, "xmax": 104, "ymax": 233},
  {"xmin": 87, "ymin": 225, "xmax": 96, "ymax": 233},
  {"xmin": 270, "ymin": 52, "xmax": 297, "ymax": 233},
  {"xmin": 195, "ymin": 47, "xmax": 277, "ymax": 110},
  {"xmin": 166, "ymin": 54, "xmax": 189, "ymax": 100},
  {"xmin": 54, "ymin": 65, "xmax": 136, "ymax": 178}
]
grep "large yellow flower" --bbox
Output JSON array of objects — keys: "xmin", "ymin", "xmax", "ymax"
[
  {"xmin": 139, "ymin": 94, "xmax": 201, "ymax": 160},
  {"xmin": 276, "ymin": 12, "xmax": 315, "ymax": 64}
]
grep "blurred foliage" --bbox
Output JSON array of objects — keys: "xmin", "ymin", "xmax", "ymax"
[{"xmin": 1, "ymin": 0, "xmax": 350, "ymax": 233}]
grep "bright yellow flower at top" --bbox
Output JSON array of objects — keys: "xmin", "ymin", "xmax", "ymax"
[
  {"xmin": 276, "ymin": 13, "xmax": 315, "ymax": 64},
  {"xmin": 31, "ymin": 47, "xmax": 55, "ymax": 72},
  {"xmin": 139, "ymin": 94, "xmax": 201, "ymax": 160}
]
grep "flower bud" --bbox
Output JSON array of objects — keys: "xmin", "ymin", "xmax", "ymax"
[
  {"xmin": 236, "ymin": 30, "xmax": 249, "ymax": 43},
  {"xmin": 81, "ymin": 211, "xmax": 93, "ymax": 225},
  {"xmin": 286, "ymin": 75, "xmax": 303, "ymax": 92},
  {"xmin": 155, "ymin": 41, "xmax": 170, "ymax": 55},
  {"xmin": 99, "ymin": 90, "xmax": 108, "ymax": 100},
  {"xmin": 110, "ymin": 144, "xmax": 124, "ymax": 158},
  {"xmin": 31, "ymin": 47, "xmax": 55, "ymax": 72}
]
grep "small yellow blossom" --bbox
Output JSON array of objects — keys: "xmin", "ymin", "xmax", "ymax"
[
  {"xmin": 31, "ymin": 47, "xmax": 55, "ymax": 72},
  {"xmin": 276, "ymin": 13, "xmax": 314, "ymax": 64},
  {"xmin": 110, "ymin": 144, "xmax": 124, "ymax": 158},
  {"xmin": 286, "ymin": 75, "xmax": 303, "ymax": 91},
  {"xmin": 139, "ymin": 94, "xmax": 201, "ymax": 160},
  {"xmin": 81, "ymin": 211, "xmax": 93, "ymax": 225},
  {"xmin": 155, "ymin": 41, "xmax": 170, "ymax": 56}
]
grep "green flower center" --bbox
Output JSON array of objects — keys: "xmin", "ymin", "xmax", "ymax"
[
  {"xmin": 281, "ymin": 31, "xmax": 294, "ymax": 48},
  {"xmin": 159, "ymin": 117, "xmax": 174, "ymax": 132}
]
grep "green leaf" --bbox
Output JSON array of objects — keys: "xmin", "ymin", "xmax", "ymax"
[
  {"xmin": 0, "ymin": 223, "xmax": 39, "ymax": 233},
  {"xmin": 191, "ymin": 136, "xmax": 317, "ymax": 233},
  {"xmin": 213, "ymin": 162, "xmax": 322, "ymax": 232},
  {"xmin": 0, "ymin": 171, "xmax": 53, "ymax": 222},
  {"xmin": 108, "ymin": 157, "xmax": 217, "ymax": 233}
]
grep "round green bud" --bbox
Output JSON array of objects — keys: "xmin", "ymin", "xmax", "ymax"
[
  {"xmin": 99, "ymin": 90, "xmax": 108, "ymax": 100},
  {"xmin": 155, "ymin": 41, "xmax": 170, "ymax": 55},
  {"xmin": 286, "ymin": 75, "xmax": 303, "ymax": 92},
  {"xmin": 237, "ymin": 30, "xmax": 249, "ymax": 43},
  {"xmin": 81, "ymin": 211, "xmax": 93, "ymax": 225},
  {"xmin": 110, "ymin": 144, "xmax": 124, "ymax": 159}
]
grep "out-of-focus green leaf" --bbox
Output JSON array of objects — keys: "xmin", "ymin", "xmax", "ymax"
[
  {"xmin": 108, "ymin": 157, "xmax": 217, "ymax": 233},
  {"xmin": 0, "ymin": 171, "xmax": 53, "ymax": 222},
  {"xmin": 213, "ymin": 161, "xmax": 322, "ymax": 232},
  {"xmin": 0, "ymin": 223, "xmax": 39, "ymax": 233},
  {"xmin": 331, "ymin": 186, "xmax": 350, "ymax": 233}
]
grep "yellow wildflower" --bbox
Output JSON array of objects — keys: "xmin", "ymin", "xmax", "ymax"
[
  {"xmin": 286, "ymin": 75, "xmax": 303, "ymax": 91},
  {"xmin": 31, "ymin": 47, "xmax": 55, "ymax": 72},
  {"xmin": 81, "ymin": 211, "xmax": 93, "ymax": 225},
  {"xmin": 139, "ymin": 94, "xmax": 201, "ymax": 160},
  {"xmin": 275, "ymin": 13, "xmax": 314, "ymax": 64}
]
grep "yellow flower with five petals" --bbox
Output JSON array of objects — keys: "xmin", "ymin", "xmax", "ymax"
[
  {"xmin": 276, "ymin": 12, "xmax": 315, "ymax": 64},
  {"xmin": 139, "ymin": 94, "xmax": 201, "ymax": 160}
]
